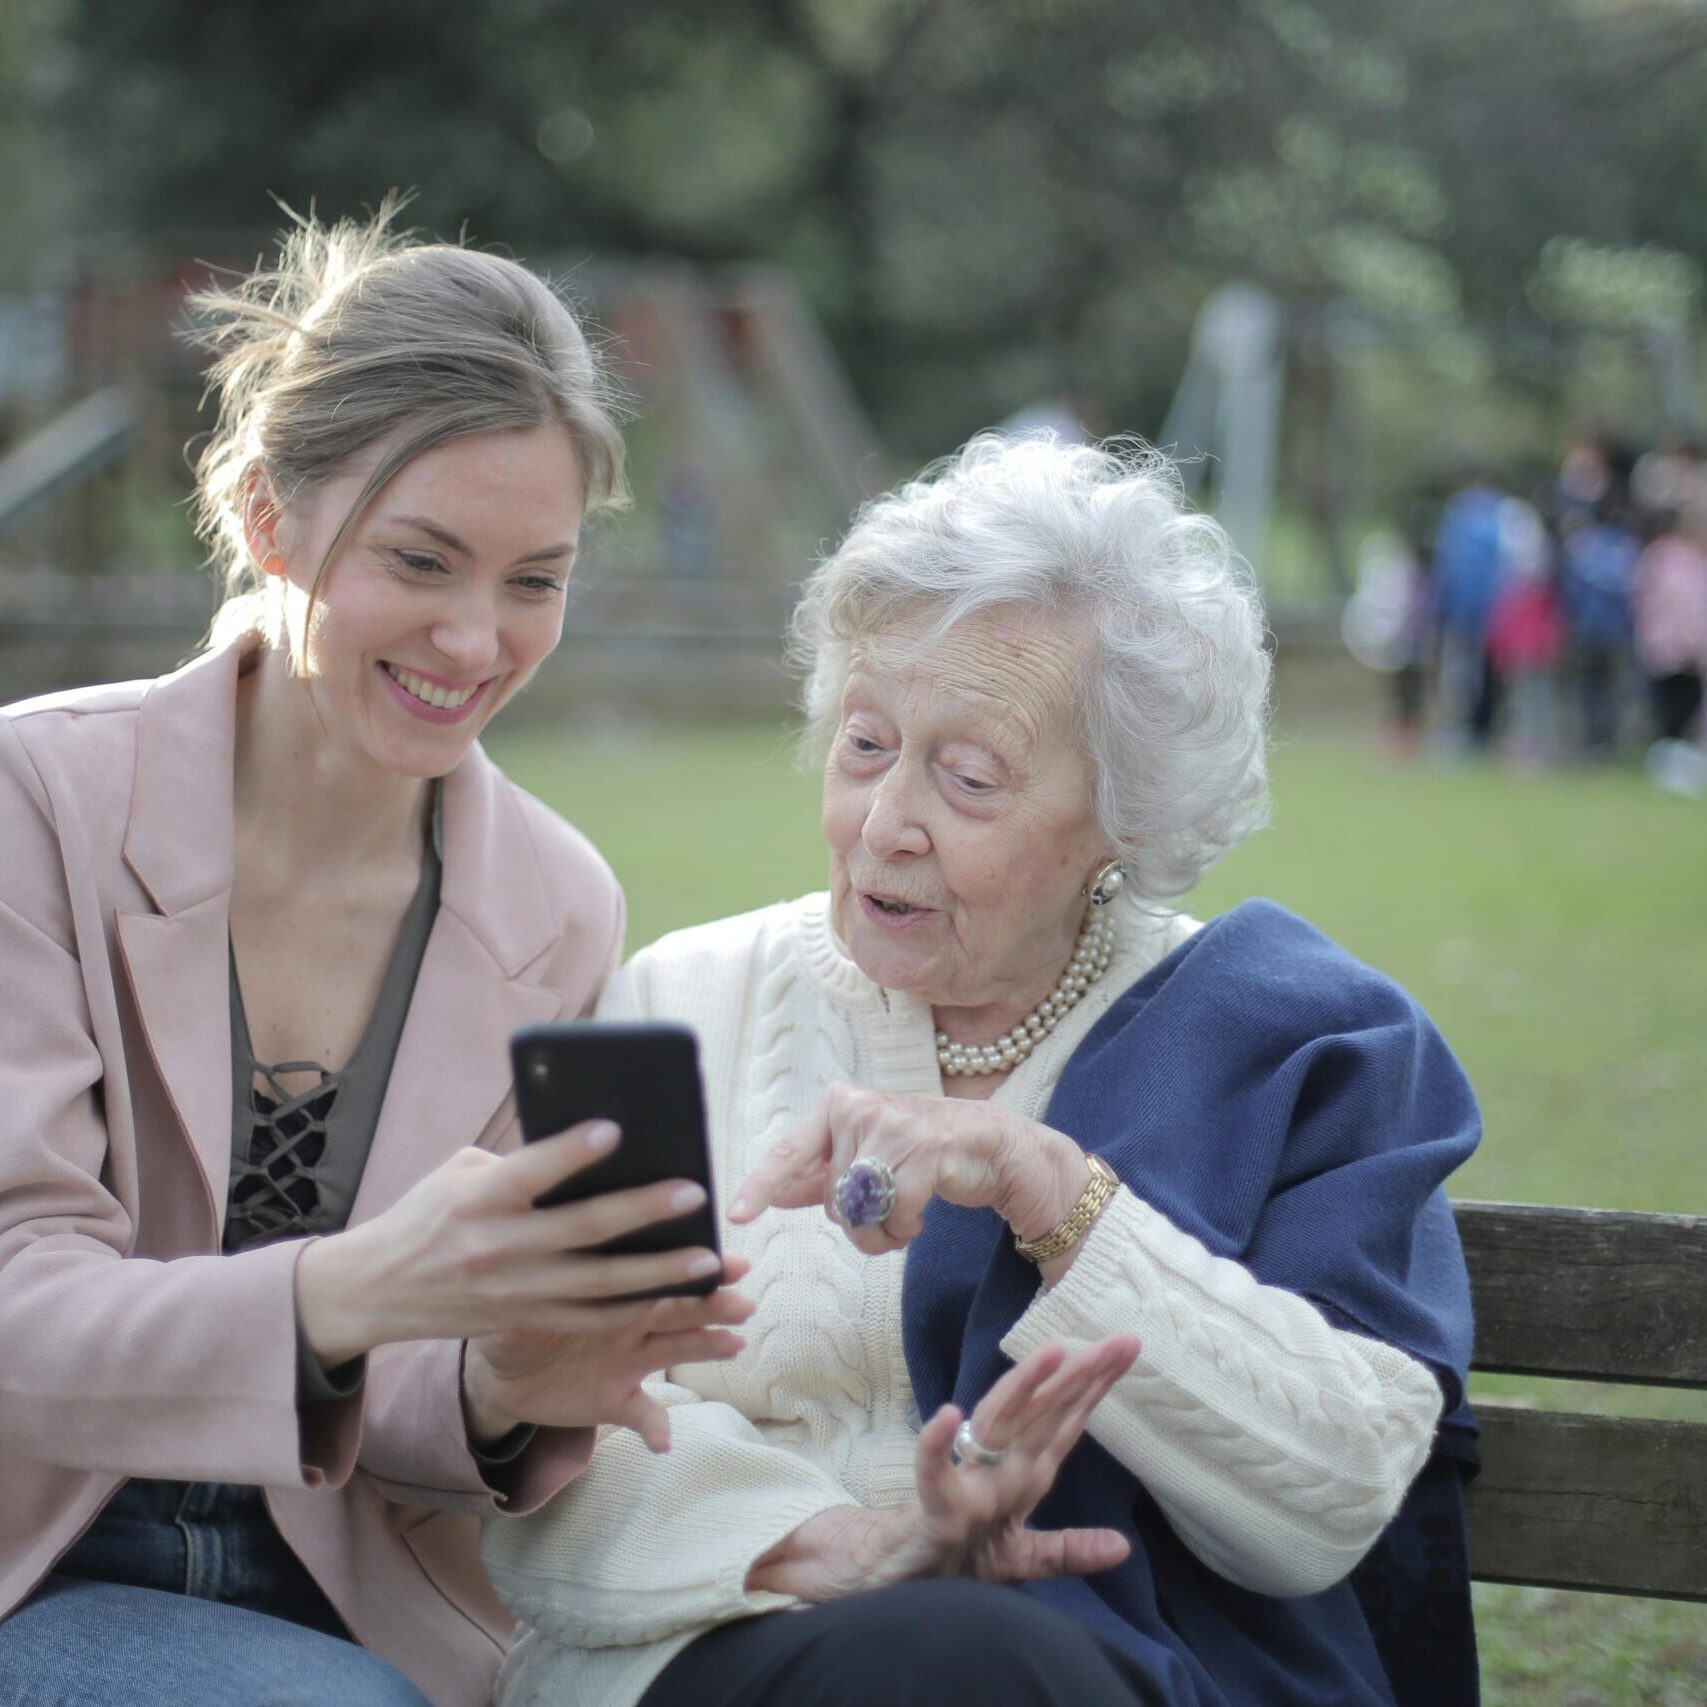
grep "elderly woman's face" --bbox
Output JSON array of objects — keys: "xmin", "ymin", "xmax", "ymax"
[{"xmin": 823, "ymin": 606, "xmax": 1109, "ymax": 1018}]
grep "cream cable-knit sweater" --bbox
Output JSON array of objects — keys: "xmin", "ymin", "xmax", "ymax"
[{"xmin": 483, "ymin": 894, "xmax": 1444, "ymax": 1707}]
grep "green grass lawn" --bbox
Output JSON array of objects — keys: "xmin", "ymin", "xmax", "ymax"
[{"xmin": 490, "ymin": 719, "xmax": 1707, "ymax": 1705}]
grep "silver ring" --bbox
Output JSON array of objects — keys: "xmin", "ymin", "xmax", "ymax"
[
  {"xmin": 951, "ymin": 1418, "xmax": 1005, "ymax": 1468},
  {"xmin": 832, "ymin": 1156, "xmax": 898, "ymax": 1230}
]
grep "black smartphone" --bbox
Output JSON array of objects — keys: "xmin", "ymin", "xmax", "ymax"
[{"xmin": 509, "ymin": 1021, "xmax": 720, "ymax": 1301}]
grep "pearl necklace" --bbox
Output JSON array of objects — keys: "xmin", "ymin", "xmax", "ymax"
[{"xmin": 936, "ymin": 911, "xmax": 1116, "ymax": 1077}]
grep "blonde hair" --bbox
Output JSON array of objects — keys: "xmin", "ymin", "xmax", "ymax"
[{"xmin": 187, "ymin": 198, "xmax": 628, "ymax": 654}]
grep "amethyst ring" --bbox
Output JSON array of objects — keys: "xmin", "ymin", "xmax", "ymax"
[{"xmin": 832, "ymin": 1157, "xmax": 898, "ymax": 1230}]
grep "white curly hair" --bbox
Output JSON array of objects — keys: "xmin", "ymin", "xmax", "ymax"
[{"xmin": 789, "ymin": 433, "xmax": 1272, "ymax": 904}]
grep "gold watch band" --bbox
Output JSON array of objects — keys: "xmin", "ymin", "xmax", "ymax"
[{"xmin": 1012, "ymin": 1153, "xmax": 1119, "ymax": 1264}]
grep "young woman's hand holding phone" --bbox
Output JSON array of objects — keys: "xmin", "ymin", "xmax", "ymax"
[{"xmin": 294, "ymin": 1115, "xmax": 753, "ymax": 1452}]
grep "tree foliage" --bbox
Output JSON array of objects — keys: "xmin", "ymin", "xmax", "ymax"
[{"xmin": 9, "ymin": 0, "xmax": 1707, "ymax": 457}]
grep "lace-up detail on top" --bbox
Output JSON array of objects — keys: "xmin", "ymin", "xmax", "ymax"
[
  {"xmin": 223, "ymin": 793, "xmax": 442, "ymax": 1252},
  {"xmin": 226, "ymin": 1061, "xmax": 343, "ymax": 1245}
]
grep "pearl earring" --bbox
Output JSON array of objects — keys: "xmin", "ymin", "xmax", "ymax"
[{"xmin": 1085, "ymin": 860, "xmax": 1125, "ymax": 908}]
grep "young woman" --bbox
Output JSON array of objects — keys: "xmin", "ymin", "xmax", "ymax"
[{"xmin": 0, "ymin": 208, "xmax": 752, "ymax": 1707}]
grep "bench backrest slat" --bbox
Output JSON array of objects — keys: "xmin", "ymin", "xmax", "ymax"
[
  {"xmin": 1455, "ymin": 1200, "xmax": 1707, "ymax": 1387},
  {"xmin": 1465, "ymin": 1402, "xmax": 1707, "ymax": 1601},
  {"xmin": 1452, "ymin": 1198, "xmax": 1707, "ymax": 1602}
]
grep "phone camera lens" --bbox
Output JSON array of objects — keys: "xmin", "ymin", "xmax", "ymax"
[{"xmin": 528, "ymin": 1056, "xmax": 550, "ymax": 1084}]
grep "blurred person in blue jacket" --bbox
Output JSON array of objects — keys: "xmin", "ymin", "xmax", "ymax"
[
  {"xmin": 1430, "ymin": 472, "xmax": 1509, "ymax": 752},
  {"xmin": 1559, "ymin": 499, "xmax": 1641, "ymax": 757}
]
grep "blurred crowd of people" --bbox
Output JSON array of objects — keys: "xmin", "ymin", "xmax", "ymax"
[{"xmin": 1347, "ymin": 433, "xmax": 1707, "ymax": 794}]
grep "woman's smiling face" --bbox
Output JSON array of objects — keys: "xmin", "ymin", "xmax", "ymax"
[
  {"xmin": 822, "ymin": 604, "xmax": 1111, "ymax": 1021},
  {"xmin": 258, "ymin": 423, "xmax": 584, "ymax": 779}
]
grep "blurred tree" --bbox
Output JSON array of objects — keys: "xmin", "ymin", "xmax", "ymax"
[
  {"xmin": 0, "ymin": 0, "xmax": 76, "ymax": 287},
  {"xmin": 42, "ymin": 0, "xmax": 1464, "ymax": 448},
  {"xmin": 20, "ymin": 0, "xmax": 1707, "ymax": 477}
]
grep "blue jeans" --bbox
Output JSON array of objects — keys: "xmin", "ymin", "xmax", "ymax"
[{"xmin": 0, "ymin": 1479, "xmax": 429, "ymax": 1706}]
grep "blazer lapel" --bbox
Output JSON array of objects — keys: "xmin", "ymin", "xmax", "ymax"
[
  {"xmin": 116, "ymin": 901, "xmax": 233, "ymax": 1224},
  {"xmin": 350, "ymin": 745, "xmax": 566, "ymax": 1223},
  {"xmin": 118, "ymin": 642, "xmax": 247, "ymax": 1214}
]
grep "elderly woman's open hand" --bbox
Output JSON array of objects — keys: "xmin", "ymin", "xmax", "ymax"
[
  {"xmin": 728, "ymin": 1083, "xmax": 1089, "ymax": 1256},
  {"xmin": 746, "ymin": 1335, "xmax": 1138, "ymax": 1602},
  {"xmin": 913, "ymin": 1334, "xmax": 1140, "ymax": 1581}
]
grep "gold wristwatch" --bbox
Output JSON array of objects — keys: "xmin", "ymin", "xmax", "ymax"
[{"xmin": 1012, "ymin": 1153, "xmax": 1119, "ymax": 1264}]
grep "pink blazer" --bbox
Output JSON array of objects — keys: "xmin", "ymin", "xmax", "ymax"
[{"xmin": 0, "ymin": 638, "xmax": 624, "ymax": 1705}]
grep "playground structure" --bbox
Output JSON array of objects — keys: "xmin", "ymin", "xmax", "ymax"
[
  {"xmin": 546, "ymin": 261, "xmax": 890, "ymax": 716},
  {"xmin": 1160, "ymin": 283, "xmax": 1286, "ymax": 587}
]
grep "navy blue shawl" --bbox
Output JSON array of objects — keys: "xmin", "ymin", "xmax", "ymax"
[{"xmin": 902, "ymin": 900, "xmax": 1480, "ymax": 1707}]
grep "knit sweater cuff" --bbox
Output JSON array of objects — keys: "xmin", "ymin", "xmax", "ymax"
[
  {"xmin": 488, "ymin": 1482, "xmax": 840, "ymax": 1649},
  {"xmin": 481, "ymin": 1406, "xmax": 857, "ymax": 1650}
]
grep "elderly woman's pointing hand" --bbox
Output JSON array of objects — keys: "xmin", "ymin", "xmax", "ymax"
[{"xmin": 730, "ymin": 1085, "xmax": 1098, "ymax": 1276}]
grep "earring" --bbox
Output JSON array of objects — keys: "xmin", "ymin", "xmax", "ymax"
[{"xmin": 1085, "ymin": 859, "xmax": 1125, "ymax": 908}]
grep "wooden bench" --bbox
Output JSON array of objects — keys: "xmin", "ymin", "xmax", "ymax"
[{"xmin": 1455, "ymin": 1200, "xmax": 1707, "ymax": 1602}]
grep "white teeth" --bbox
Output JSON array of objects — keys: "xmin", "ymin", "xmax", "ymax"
[{"xmin": 385, "ymin": 664, "xmax": 477, "ymax": 710}]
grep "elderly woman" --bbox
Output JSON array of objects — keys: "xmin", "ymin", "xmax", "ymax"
[{"xmin": 484, "ymin": 436, "xmax": 1479, "ymax": 1707}]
